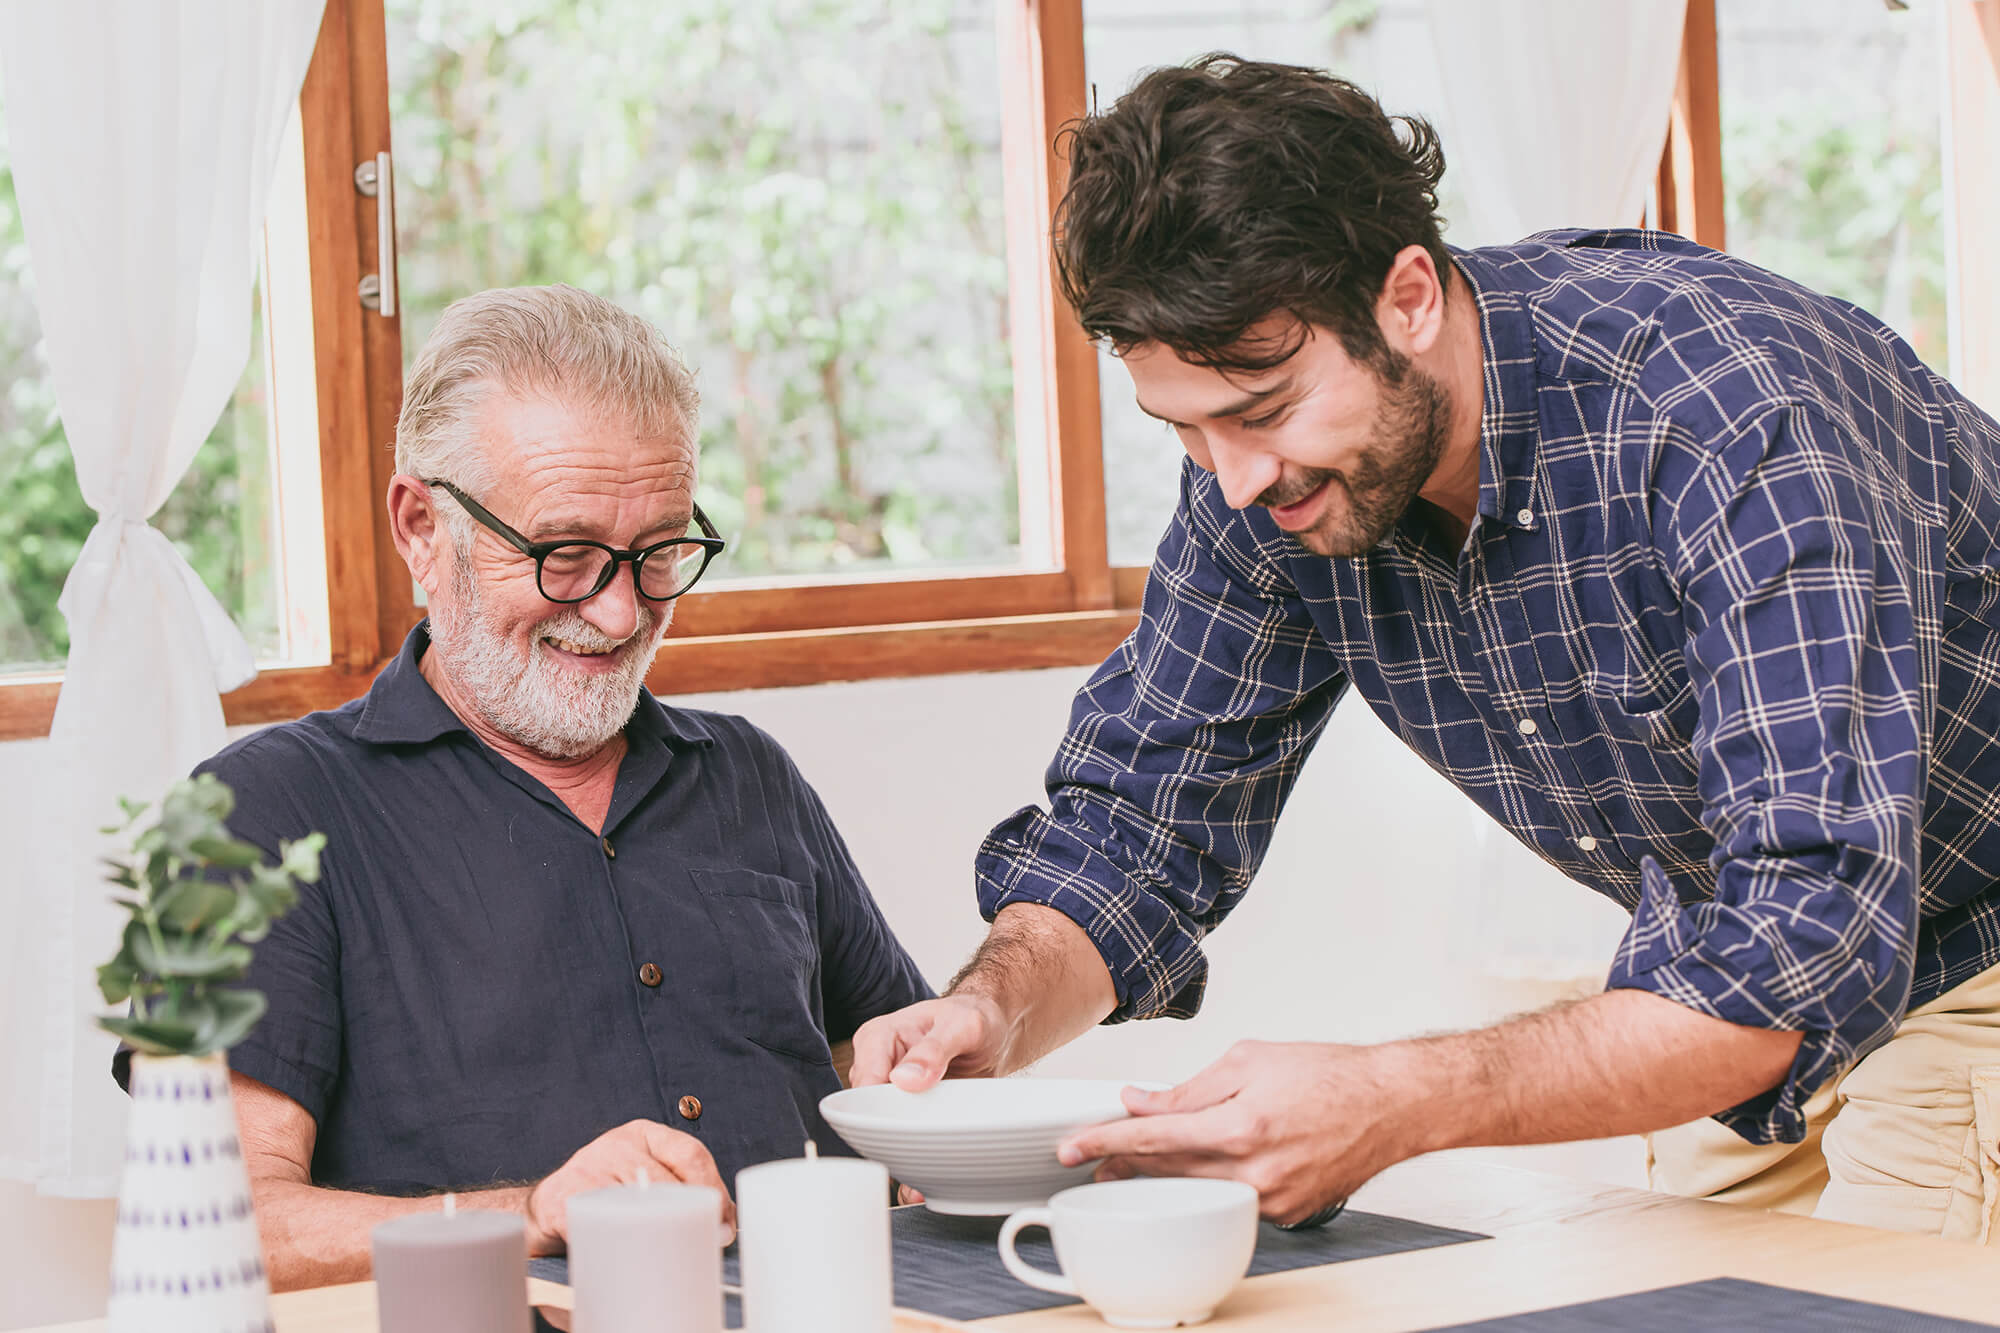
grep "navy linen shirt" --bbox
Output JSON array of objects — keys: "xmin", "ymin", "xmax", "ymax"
[
  {"xmin": 174, "ymin": 622, "xmax": 931, "ymax": 1195},
  {"xmin": 976, "ymin": 230, "xmax": 2000, "ymax": 1146}
]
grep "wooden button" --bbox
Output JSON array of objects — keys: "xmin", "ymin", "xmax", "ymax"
[
  {"xmin": 600, "ymin": 835, "xmax": 616, "ymax": 859},
  {"xmin": 638, "ymin": 962, "xmax": 662, "ymax": 987},
  {"xmin": 677, "ymin": 1095, "xmax": 702, "ymax": 1121}
]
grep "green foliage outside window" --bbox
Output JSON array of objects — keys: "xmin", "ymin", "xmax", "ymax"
[
  {"xmin": 1726, "ymin": 108, "xmax": 1949, "ymax": 373},
  {"xmin": 387, "ymin": 0, "xmax": 1020, "ymax": 578}
]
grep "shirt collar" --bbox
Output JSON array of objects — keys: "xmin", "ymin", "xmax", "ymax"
[
  {"xmin": 352, "ymin": 620, "xmax": 716, "ymax": 751},
  {"xmin": 1449, "ymin": 248, "xmax": 1543, "ymax": 531},
  {"xmin": 626, "ymin": 680, "xmax": 718, "ymax": 751}
]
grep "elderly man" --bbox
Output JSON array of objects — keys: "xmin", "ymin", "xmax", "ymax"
[
  {"xmin": 855, "ymin": 57, "xmax": 2000, "ymax": 1244},
  {"xmin": 122, "ymin": 284, "xmax": 932, "ymax": 1289}
]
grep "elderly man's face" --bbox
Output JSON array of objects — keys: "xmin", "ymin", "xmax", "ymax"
[{"xmin": 425, "ymin": 391, "xmax": 694, "ymax": 760}]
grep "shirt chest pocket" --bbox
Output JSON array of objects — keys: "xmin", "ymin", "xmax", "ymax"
[
  {"xmin": 688, "ymin": 866, "xmax": 832, "ymax": 1066},
  {"xmin": 1593, "ymin": 679, "xmax": 1701, "ymax": 768}
]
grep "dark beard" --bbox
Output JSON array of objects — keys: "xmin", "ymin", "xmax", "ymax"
[{"xmin": 1259, "ymin": 353, "xmax": 1452, "ymax": 558}]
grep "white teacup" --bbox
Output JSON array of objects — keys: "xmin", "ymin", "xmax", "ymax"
[{"xmin": 997, "ymin": 1178, "xmax": 1258, "ymax": 1328}]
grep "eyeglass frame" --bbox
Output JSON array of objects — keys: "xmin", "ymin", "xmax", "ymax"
[{"xmin": 422, "ymin": 477, "xmax": 726, "ymax": 605}]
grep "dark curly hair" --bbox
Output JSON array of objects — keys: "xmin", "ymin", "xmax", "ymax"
[{"xmin": 1053, "ymin": 54, "xmax": 1450, "ymax": 375}]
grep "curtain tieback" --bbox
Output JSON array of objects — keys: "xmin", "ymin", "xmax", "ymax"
[{"xmin": 56, "ymin": 513, "xmax": 258, "ymax": 694}]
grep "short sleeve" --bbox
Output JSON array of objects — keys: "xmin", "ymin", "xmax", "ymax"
[{"xmin": 185, "ymin": 739, "xmax": 345, "ymax": 1124}]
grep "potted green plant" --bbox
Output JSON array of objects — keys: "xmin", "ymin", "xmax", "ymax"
[{"xmin": 94, "ymin": 772, "xmax": 324, "ymax": 1332}]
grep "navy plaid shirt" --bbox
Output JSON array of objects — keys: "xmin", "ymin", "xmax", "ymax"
[{"xmin": 977, "ymin": 230, "xmax": 2000, "ymax": 1145}]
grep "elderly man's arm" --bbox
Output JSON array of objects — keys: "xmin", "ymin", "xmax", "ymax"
[{"xmin": 236, "ymin": 1073, "xmax": 735, "ymax": 1291}]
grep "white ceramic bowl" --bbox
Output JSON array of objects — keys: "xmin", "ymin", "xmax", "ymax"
[{"xmin": 819, "ymin": 1078, "xmax": 1159, "ymax": 1215}]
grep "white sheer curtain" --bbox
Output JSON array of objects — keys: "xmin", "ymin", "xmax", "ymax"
[
  {"xmin": 1425, "ymin": 0, "xmax": 1688, "ymax": 247},
  {"xmin": 0, "ymin": 0, "xmax": 326, "ymax": 1195},
  {"xmin": 1420, "ymin": 0, "xmax": 1690, "ymax": 985}
]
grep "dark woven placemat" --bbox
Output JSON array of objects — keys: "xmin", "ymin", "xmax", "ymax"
[
  {"xmin": 1423, "ymin": 1277, "xmax": 2000, "ymax": 1331},
  {"xmin": 530, "ymin": 1204, "xmax": 1485, "ymax": 1325}
]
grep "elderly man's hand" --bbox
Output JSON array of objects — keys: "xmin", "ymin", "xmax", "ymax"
[
  {"xmin": 1055, "ymin": 1040, "xmax": 1410, "ymax": 1225},
  {"xmin": 523, "ymin": 1120, "xmax": 737, "ymax": 1253},
  {"xmin": 847, "ymin": 995, "xmax": 1011, "ymax": 1092}
]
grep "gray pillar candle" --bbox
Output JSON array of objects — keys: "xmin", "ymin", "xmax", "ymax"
[
  {"xmin": 372, "ymin": 1200, "xmax": 530, "ymax": 1333},
  {"xmin": 568, "ymin": 1181, "xmax": 724, "ymax": 1333}
]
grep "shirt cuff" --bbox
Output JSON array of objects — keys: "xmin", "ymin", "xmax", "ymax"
[
  {"xmin": 225, "ymin": 1037, "xmax": 337, "ymax": 1129},
  {"xmin": 974, "ymin": 806, "xmax": 1208, "ymax": 1023},
  {"xmin": 1607, "ymin": 856, "xmax": 1858, "ymax": 1145}
]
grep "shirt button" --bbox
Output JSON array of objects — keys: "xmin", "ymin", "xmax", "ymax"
[
  {"xmin": 638, "ymin": 962, "xmax": 663, "ymax": 987},
  {"xmin": 1517, "ymin": 718, "xmax": 1539, "ymax": 736},
  {"xmin": 1516, "ymin": 508, "xmax": 1534, "ymax": 526},
  {"xmin": 1576, "ymin": 835, "xmax": 1599, "ymax": 852},
  {"xmin": 600, "ymin": 835, "xmax": 616, "ymax": 859},
  {"xmin": 677, "ymin": 1095, "xmax": 703, "ymax": 1121}
]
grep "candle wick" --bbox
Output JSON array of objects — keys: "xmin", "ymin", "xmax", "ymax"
[
  {"xmin": 443, "ymin": 1192, "xmax": 456, "ymax": 1219},
  {"xmin": 637, "ymin": 1166, "xmax": 650, "ymax": 1190},
  {"xmin": 804, "ymin": 1139, "xmax": 818, "ymax": 1160}
]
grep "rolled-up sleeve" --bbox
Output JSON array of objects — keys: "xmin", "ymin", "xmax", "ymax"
[
  {"xmin": 977, "ymin": 464, "xmax": 1346, "ymax": 1022},
  {"xmin": 1609, "ymin": 404, "xmax": 1927, "ymax": 1144}
]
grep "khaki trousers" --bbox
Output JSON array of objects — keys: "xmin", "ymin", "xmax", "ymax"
[{"xmin": 1646, "ymin": 960, "xmax": 2000, "ymax": 1244}]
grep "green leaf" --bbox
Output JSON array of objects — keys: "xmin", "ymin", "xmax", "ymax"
[
  {"xmin": 154, "ymin": 879, "xmax": 238, "ymax": 932},
  {"xmin": 98, "ymin": 1013, "xmax": 200, "ymax": 1057},
  {"xmin": 151, "ymin": 989, "xmax": 268, "ymax": 1058},
  {"xmin": 200, "ymin": 989, "xmax": 268, "ymax": 1054},
  {"xmin": 95, "ymin": 958, "xmax": 137, "ymax": 1006},
  {"xmin": 280, "ymin": 832, "xmax": 326, "ymax": 884},
  {"xmin": 127, "ymin": 926, "xmax": 252, "ymax": 981},
  {"xmin": 187, "ymin": 837, "xmax": 264, "ymax": 869},
  {"xmin": 122, "ymin": 919, "xmax": 157, "ymax": 971},
  {"xmin": 244, "ymin": 863, "xmax": 300, "ymax": 918}
]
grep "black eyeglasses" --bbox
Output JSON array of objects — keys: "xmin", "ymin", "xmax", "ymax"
[{"xmin": 424, "ymin": 478, "xmax": 725, "ymax": 604}]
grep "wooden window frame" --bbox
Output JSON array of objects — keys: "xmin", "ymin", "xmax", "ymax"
[
  {"xmin": 1654, "ymin": 0, "xmax": 1726, "ymax": 250},
  {"xmin": 0, "ymin": 0, "xmax": 1138, "ymax": 741}
]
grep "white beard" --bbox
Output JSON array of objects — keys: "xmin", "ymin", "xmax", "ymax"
[{"xmin": 427, "ymin": 558, "xmax": 667, "ymax": 760}]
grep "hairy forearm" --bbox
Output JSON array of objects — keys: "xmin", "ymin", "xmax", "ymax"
[
  {"xmin": 949, "ymin": 903, "xmax": 1118, "ymax": 1075},
  {"xmin": 1383, "ymin": 988, "xmax": 1805, "ymax": 1160},
  {"xmin": 251, "ymin": 1177, "xmax": 531, "ymax": 1292}
]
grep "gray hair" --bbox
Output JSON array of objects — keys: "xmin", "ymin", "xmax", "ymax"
[{"xmin": 395, "ymin": 284, "xmax": 701, "ymax": 546}]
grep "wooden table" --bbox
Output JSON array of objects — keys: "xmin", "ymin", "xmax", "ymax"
[{"xmin": 29, "ymin": 1155, "xmax": 2000, "ymax": 1331}]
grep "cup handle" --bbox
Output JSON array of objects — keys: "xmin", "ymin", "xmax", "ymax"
[{"xmin": 997, "ymin": 1208, "xmax": 1077, "ymax": 1297}]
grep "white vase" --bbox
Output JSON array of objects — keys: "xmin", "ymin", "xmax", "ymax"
[{"xmin": 107, "ymin": 1052, "xmax": 273, "ymax": 1333}]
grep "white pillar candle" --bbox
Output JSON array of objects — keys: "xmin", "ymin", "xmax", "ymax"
[
  {"xmin": 372, "ymin": 1200, "xmax": 529, "ymax": 1333},
  {"xmin": 568, "ymin": 1181, "xmax": 724, "ymax": 1333},
  {"xmin": 736, "ymin": 1155, "xmax": 891, "ymax": 1333}
]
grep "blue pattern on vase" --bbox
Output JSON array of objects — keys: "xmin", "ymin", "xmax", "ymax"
[{"xmin": 107, "ymin": 1055, "xmax": 272, "ymax": 1333}]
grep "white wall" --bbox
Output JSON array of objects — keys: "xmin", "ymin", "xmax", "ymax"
[{"xmin": 0, "ymin": 666, "xmax": 1640, "ymax": 1327}]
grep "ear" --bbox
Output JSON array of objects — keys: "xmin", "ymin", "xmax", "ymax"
[
  {"xmin": 1376, "ymin": 244, "xmax": 1448, "ymax": 358},
  {"xmin": 387, "ymin": 474, "xmax": 447, "ymax": 598}
]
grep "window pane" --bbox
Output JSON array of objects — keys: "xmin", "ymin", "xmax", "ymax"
[
  {"xmin": 1085, "ymin": 0, "xmax": 1468, "ymax": 566},
  {"xmin": 1718, "ymin": 0, "xmax": 1949, "ymax": 372},
  {"xmin": 0, "ymin": 82, "xmax": 285, "ymax": 674},
  {"xmin": 387, "ymin": 0, "xmax": 1019, "ymax": 581}
]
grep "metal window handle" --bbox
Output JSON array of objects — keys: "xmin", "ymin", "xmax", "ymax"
[{"xmin": 353, "ymin": 150, "xmax": 398, "ymax": 318}]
